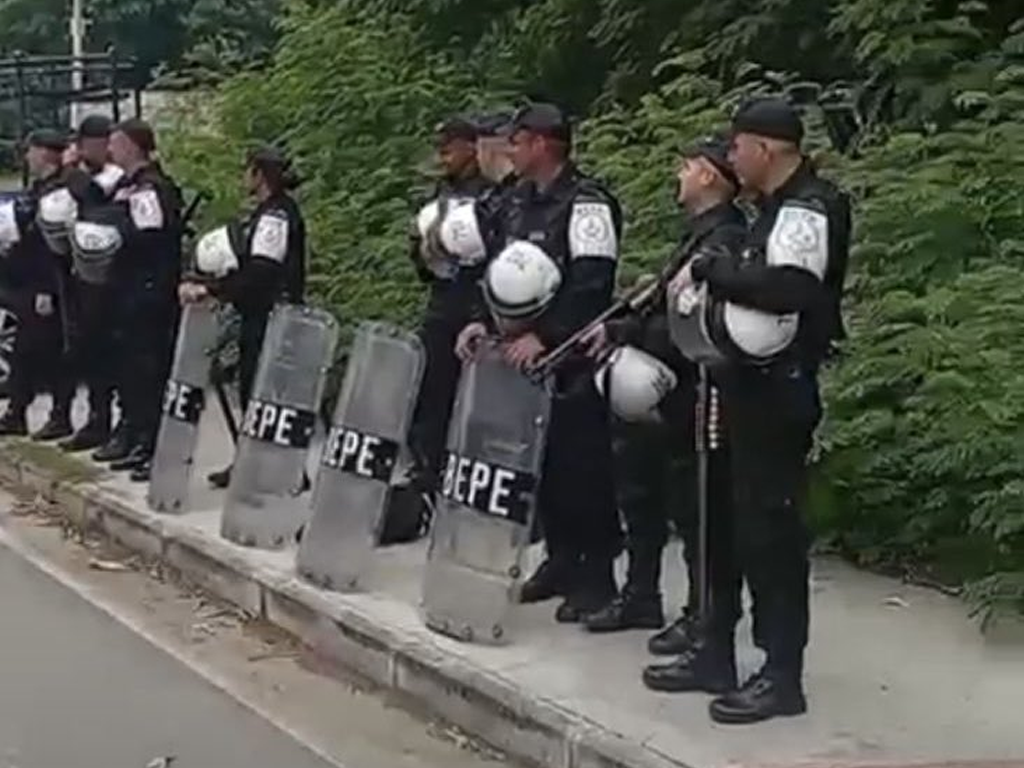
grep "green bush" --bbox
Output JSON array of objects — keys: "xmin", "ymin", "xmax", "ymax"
[{"xmin": 163, "ymin": 1, "xmax": 1024, "ymax": 624}]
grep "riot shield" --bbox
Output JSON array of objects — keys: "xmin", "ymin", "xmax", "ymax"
[
  {"xmin": 147, "ymin": 302, "xmax": 219, "ymax": 514},
  {"xmin": 297, "ymin": 322, "xmax": 425, "ymax": 592},
  {"xmin": 421, "ymin": 343, "xmax": 551, "ymax": 644},
  {"xmin": 220, "ymin": 304, "xmax": 338, "ymax": 550}
]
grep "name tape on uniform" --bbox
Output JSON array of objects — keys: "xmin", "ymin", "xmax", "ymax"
[
  {"xmin": 162, "ymin": 380, "xmax": 206, "ymax": 425},
  {"xmin": 321, "ymin": 426, "xmax": 399, "ymax": 483},
  {"xmin": 440, "ymin": 452, "xmax": 536, "ymax": 525},
  {"xmin": 241, "ymin": 399, "xmax": 317, "ymax": 449}
]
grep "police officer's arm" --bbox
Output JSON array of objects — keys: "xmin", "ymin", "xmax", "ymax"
[
  {"xmin": 66, "ymin": 165, "xmax": 122, "ymax": 208},
  {"xmin": 213, "ymin": 211, "xmax": 289, "ymax": 310},
  {"xmin": 691, "ymin": 201, "xmax": 827, "ymax": 314},
  {"xmin": 535, "ymin": 197, "xmax": 620, "ymax": 347}
]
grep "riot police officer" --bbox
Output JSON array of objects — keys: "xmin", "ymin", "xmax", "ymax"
[
  {"xmin": 579, "ymin": 137, "xmax": 745, "ymax": 689},
  {"xmin": 179, "ymin": 146, "xmax": 306, "ymax": 489},
  {"xmin": 91, "ymin": 119, "xmax": 183, "ymax": 482},
  {"xmin": 406, "ymin": 118, "xmax": 491, "ymax": 498},
  {"xmin": 0, "ymin": 130, "xmax": 70, "ymax": 437},
  {"xmin": 674, "ymin": 99, "xmax": 850, "ymax": 723},
  {"xmin": 475, "ymin": 112, "xmax": 516, "ymax": 188},
  {"xmin": 57, "ymin": 114, "xmax": 125, "ymax": 452},
  {"xmin": 456, "ymin": 103, "xmax": 623, "ymax": 622}
]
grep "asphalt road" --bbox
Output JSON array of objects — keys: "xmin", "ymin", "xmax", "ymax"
[{"xmin": 0, "ymin": 544, "xmax": 337, "ymax": 768}]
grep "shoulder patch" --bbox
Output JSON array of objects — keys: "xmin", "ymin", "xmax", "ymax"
[
  {"xmin": 129, "ymin": 188, "xmax": 165, "ymax": 231},
  {"xmin": 250, "ymin": 212, "xmax": 289, "ymax": 263},
  {"xmin": 766, "ymin": 203, "xmax": 828, "ymax": 280},
  {"xmin": 569, "ymin": 201, "xmax": 617, "ymax": 260}
]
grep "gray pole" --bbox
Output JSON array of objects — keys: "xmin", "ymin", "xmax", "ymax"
[{"xmin": 70, "ymin": 0, "xmax": 85, "ymax": 129}]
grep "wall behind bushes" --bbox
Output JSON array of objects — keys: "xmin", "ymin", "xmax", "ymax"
[{"xmin": 163, "ymin": 0, "xmax": 1024, "ymax": 624}]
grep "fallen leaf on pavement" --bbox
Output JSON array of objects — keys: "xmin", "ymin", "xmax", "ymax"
[
  {"xmin": 883, "ymin": 595, "xmax": 910, "ymax": 609},
  {"xmin": 87, "ymin": 558, "xmax": 131, "ymax": 573}
]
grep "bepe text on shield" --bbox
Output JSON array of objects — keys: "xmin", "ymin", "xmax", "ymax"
[
  {"xmin": 440, "ymin": 452, "xmax": 534, "ymax": 524},
  {"xmin": 162, "ymin": 379, "xmax": 205, "ymax": 425},
  {"xmin": 240, "ymin": 399, "xmax": 316, "ymax": 449},
  {"xmin": 321, "ymin": 425, "xmax": 398, "ymax": 482}
]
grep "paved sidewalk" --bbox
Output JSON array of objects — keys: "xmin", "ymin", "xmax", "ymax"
[{"xmin": 5, "ymin": 394, "xmax": 1024, "ymax": 768}]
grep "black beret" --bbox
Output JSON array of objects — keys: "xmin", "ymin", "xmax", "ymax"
[
  {"xmin": 247, "ymin": 145, "xmax": 289, "ymax": 170},
  {"xmin": 77, "ymin": 114, "xmax": 113, "ymax": 139},
  {"xmin": 683, "ymin": 132, "xmax": 739, "ymax": 189},
  {"xmin": 27, "ymin": 129, "xmax": 68, "ymax": 152},
  {"xmin": 434, "ymin": 116, "xmax": 478, "ymax": 145},
  {"xmin": 731, "ymin": 98, "xmax": 804, "ymax": 145},
  {"xmin": 502, "ymin": 102, "xmax": 572, "ymax": 143},
  {"xmin": 475, "ymin": 111, "xmax": 513, "ymax": 137},
  {"xmin": 113, "ymin": 118, "xmax": 156, "ymax": 153}
]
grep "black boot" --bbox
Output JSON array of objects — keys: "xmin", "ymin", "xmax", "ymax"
[
  {"xmin": 643, "ymin": 637, "xmax": 737, "ymax": 694},
  {"xmin": 556, "ymin": 557, "xmax": 617, "ymax": 624},
  {"xmin": 208, "ymin": 466, "xmax": 232, "ymax": 489},
  {"xmin": 648, "ymin": 608, "xmax": 701, "ymax": 656},
  {"xmin": 708, "ymin": 670, "xmax": 806, "ymax": 724},
  {"xmin": 584, "ymin": 591, "xmax": 664, "ymax": 633},
  {"xmin": 586, "ymin": 540, "xmax": 663, "ymax": 632},
  {"xmin": 0, "ymin": 409, "xmax": 28, "ymax": 437},
  {"xmin": 109, "ymin": 443, "xmax": 150, "ymax": 472},
  {"xmin": 61, "ymin": 416, "xmax": 111, "ymax": 453},
  {"xmin": 33, "ymin": 412, "xmax": 73, "ymax": 442},
  {"xmin": 92, "ymin": 423, "xmax": 132, "ymax": 463},
  {"xmin": 520, "ymin": 556, "xmax": 576, "ymax": 604},
  {"xmin": 129, "ymin": 459, "xmax": 152, "ymax": 483}
]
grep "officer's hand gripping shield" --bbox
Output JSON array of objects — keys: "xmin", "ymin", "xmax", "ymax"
[
  {"xmin": 147, "ymin": 302, "xmax": 219, "ymax": 514},
  {"xmin": 421, "ymin": 342, "xmax": 551, "ymax": 644},
  {"xmin": 221, "ymin": 304, "xmax": 338, "ymax": 549},
  {"xmin": 297, "ymin": 322, "xmax": 425, "ymax": 591}
]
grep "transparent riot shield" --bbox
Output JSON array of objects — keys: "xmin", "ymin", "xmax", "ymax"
[
  {"xmin": 220, "ymin": 305, "xmax": 338, "ymax": 550},
  {"xmin": 421, "ymin": 343, "xmax": 551, "ymax": 644},
  {"xmin": 147, "ymin": 302, "xmax": 219, "ymax": 514},
  {"xmin": 296, "ymin": 322, "xmax": 425, "ymax": 591}
]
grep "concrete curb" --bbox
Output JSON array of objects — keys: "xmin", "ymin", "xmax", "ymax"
[{"xmin": 0, "ymin": 445, "xmax": 693, "ymax": 768}]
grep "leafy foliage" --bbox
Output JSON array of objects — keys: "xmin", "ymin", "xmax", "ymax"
[
  {"xmin": 157, "ymin": 0, "xmax": 1024, "ymax": 622},
  {"xmin": 0, "ymin": 0, "xmax": 281, "ymax": 80}
]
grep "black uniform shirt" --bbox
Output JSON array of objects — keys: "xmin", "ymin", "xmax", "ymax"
[
  {"xmin": 692, "ymin": 159, "xmax": 850, "ymax": 367},
  {"xmin": 2, "ymin": 168, "xmax": 67, "ymax": 297},
  {"xmin": 213, "ymin": 192, "xmax": 306, "ymax": 317},
  {"xmin": 490, "ymin": 163, "xmax": 622, "ymax": 350},
  {"xmin": 608, "ymin": 201, "xmax": 747, "ymax": 372},
  {"xmin": 111, "ymin": 162, "xmax": 183, "ymax": 302}
]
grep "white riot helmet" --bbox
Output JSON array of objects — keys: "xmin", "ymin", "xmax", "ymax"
[
  {"xmin": 594, "ymin": 345, "xmax": 678, "ymax": 423},
  {"xmin": 438, "ymin": 200, "xmax": 486, "ymax": 266},
  {"xmin": 70, "ymin": 220, "xmax": 124, "ymax": 286},
  {"xmin": 195, "ymin": 224, "xmax": 242, "ymax": 279},
  {"xmin": 36, "ymin": 187, "xmax": 78, "ymax": 255},
  {"xmin": 414, "ymin": 199, "xmax": 456, "ymax": 279},
  {"xmin": 0, "ymin": 197, "xmax": 23, "ymax": 255},
  {"xmin": 483, "ymin": 240, "xmax": 562, "ymax": 325}
]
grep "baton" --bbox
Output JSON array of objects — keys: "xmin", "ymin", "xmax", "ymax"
[
  {"xmin": 694, "ymin": 364, "xmax": 711, "ymax": 622},
  {"xmin": 181, "ymin": 191, "xmax": 207, "ymax": 236},
  {"xmin": 527, "ymin": 232, "xmax": 702, "ymax": 382},
  {"xmin": 208, "ymin": 356, "xmax": 239, "ymax": 445},
  {"xmin": 212, "ymin": 376, "xmax": 239, "ymax": 445},
  {"xmin": 527, "ymin": 275, "xmax": 661, "ymax": 382}
]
